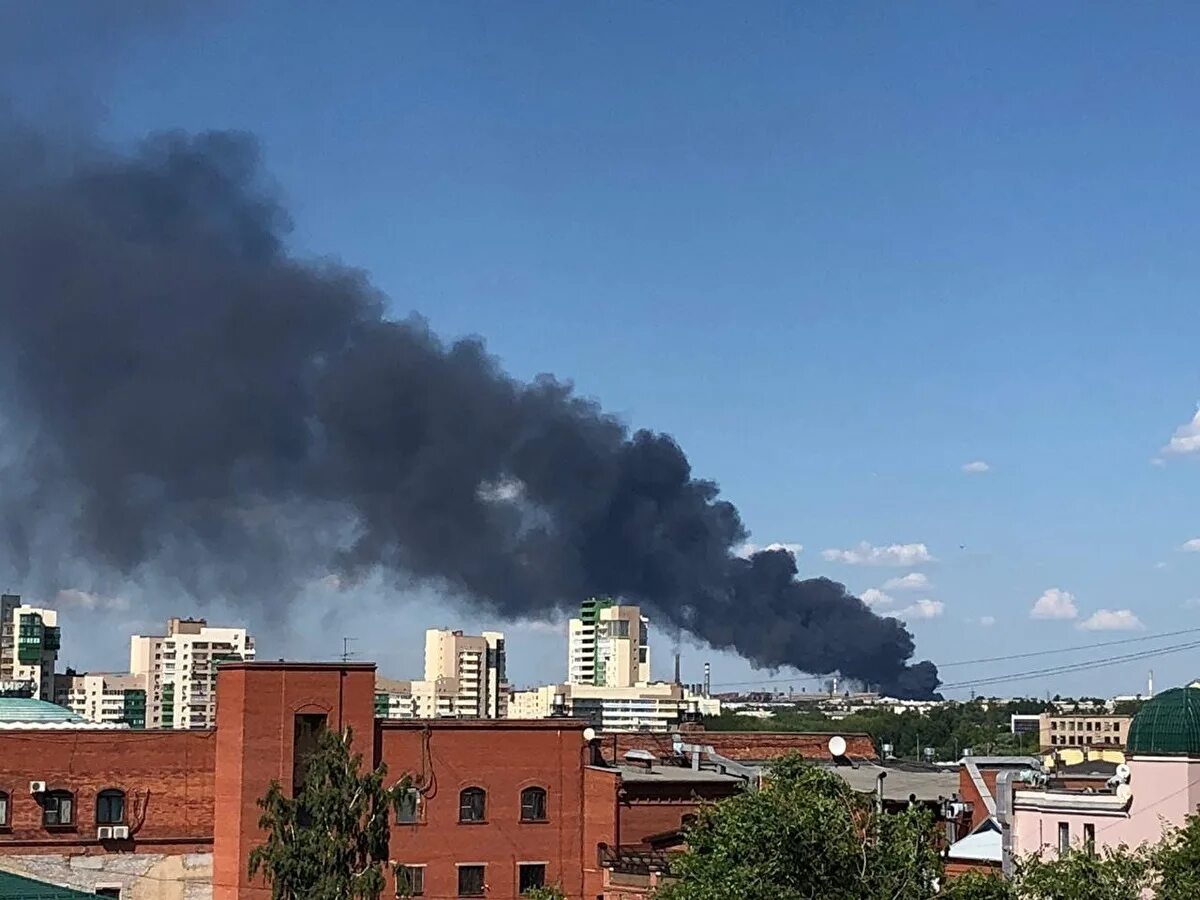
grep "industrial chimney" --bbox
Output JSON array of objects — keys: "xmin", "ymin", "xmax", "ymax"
[{"xmin": 703, "ymin": 661, "xmax": 711, "ymax": 697}]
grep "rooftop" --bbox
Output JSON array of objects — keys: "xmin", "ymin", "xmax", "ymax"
[
  {"xmin": 606, "ymin": 763, "xmax": 744, "ymax": 784},
  {"xmin": 1126, "ymin": 687, "xmax": 1200, "ymax": 757},
  {"xmin": 0, "ymin": 697, "xmax": 128, "ymax": 730}
]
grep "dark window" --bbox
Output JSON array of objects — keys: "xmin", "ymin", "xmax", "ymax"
[
  {"xmin": 459, "ymin": 787, "xmax": 486, "ymax": 822},
  {"xmin": 396, "ymin": 789, "xmax": 422, "ymax": 824},
  {"xmin": 1084, "ymin": 823, "xmax": 1095, "ymax": 854},
  {"xmin": 95, "ymin": 890, "xmax": 120, "ymax": 899},
  {"xmin": 96, "ymin": 790, "xmax": 126, "ymax": 825},
  {"xmin": 1057, "ymin": 822, "xmax": 1070, "ymax": 854},
  {"xmin": 292, "ymin": 714, "xmax": 327, "ymax": 796},
  {"xmin": 396, "ymin": 866, "xmax": 424, "ymax": 897},
  {"xmin": 457, "ymin": 865, "xmax": 485, "ymax": 896},
  {"xmin": 43, "ymin": 790, "xmax": 74, "ymax": 827},
  {"xmin": 518, "ymin": 864, "xmax": 546, "ymax": 892},
  {"xmin": 520, "ymin": 787, "xmax": 547, "ymax": 822},
  {"xmin": 0, "ymin": 791, "xmax": 7, "ymax": 827}
]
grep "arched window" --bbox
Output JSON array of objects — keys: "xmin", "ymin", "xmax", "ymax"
[
  {"xmin": 0, "ymin": 791, "xmax": 9, "ymax": 827},
  {"xmin": 96, "ymin": 789, "xmax": 126, "ymax": 825},
  {"xmin": 42, "ymin": 790, "xmax": 74, "ymax": 827},
  {"xmin": 458, "ymin": 787, "xmax": 486, "ymax": 823},
  {"xmin": 520, "ymin": 786, "xmax": 547, "ymax": 822}
]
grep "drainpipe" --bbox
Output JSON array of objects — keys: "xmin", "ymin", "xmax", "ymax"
[{"xmin": 996, "ymin": 770, "xmax": 1018, "ymax": 877}]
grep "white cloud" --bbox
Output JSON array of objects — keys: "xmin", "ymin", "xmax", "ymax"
[
  {"xmin": 52, "ymin": 588, "xmax": 131, "ymax": 612},
  {"xmin": 821, "ymin": 542, "xmax": 934, "ymax": 567},
  {"xmin": 1182, "ymin": 539, "xmax": 1200, "ymax": 553},
  {"xmin": 478, "ymin": 478, "xmax": 524, "ymax": 503},
  {"xmin": 882, "ymin": 572, "xmax": 929, "ymax": 592},
  {"xmin": 1155, "ymin": 562, "xmax": 1169, "ymax": 570},
  {"xmin": 962, "ymin": 460, "xmax": 991, "ymax": 474},
  {"xmin": 1030, "ymin": 588, "xmax": 1079, "ymax": 620},
  {"xmin": 886, "ymin": 599, "xmax": 944, "ymax": 621},
  {"xmin": 1163, "ymin": 408, "xmax": 1200, "ymax": 456},
  {"xmin": 860, "ymin": 588, "xmax": 895, "ymax": 608},
  {"xmin": 737, "ymin": 541, "xmax": 803, "ymax": 558},
  {"xmin": 1078, "ymin": 609, "xmax": 1144, "ymax": 632},
  {"xmin": 980, "ymin": 616, "xmax": 996, "ymax": 627}
]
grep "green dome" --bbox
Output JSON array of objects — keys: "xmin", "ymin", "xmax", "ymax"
[
  {"xmin": 0, "ymin": 698, "xmax": 88, "ymax": 727},
  {"xmin": 1127, "ymin": 687, "xmax": 1200, "ymax": 756}
]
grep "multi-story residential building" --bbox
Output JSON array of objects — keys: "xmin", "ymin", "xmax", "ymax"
[
  {"xmin": 422, "ymin": 628, "xmax": 507, "ymax": 718},
  {"xmin": 130, "ymin": 617, "xmax": 254, "ymax": 729},
  {"xmin": 1039, "ymin": 711, "xmax": 1130, "ymax": 750},
  {"xmin": 374, "ymin": 676, "xmax": 459, "ymax": 719},
  {"xmin": 509, "ymin": 681, "xmax": 719, "ymax": 732},
  {"xmin": 0, "ymin": 595, "xmax": 60, "ymax": 700},
  {"xmin": 567, "ymin": 598, "xmax": 650, "ymax": 688},
  {"xmin": 54, "ymin": 670, "xmax": 148, "ymax": 728}
]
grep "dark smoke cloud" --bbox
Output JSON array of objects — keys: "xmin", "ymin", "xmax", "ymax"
[{"xmin": 0, "ymin": 128, "xmax": 940, "ymax": 698}]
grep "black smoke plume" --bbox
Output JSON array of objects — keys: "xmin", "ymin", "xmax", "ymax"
[{"xmin": 0, "ymin": 129, "xmax": 940, "ymax": 699}]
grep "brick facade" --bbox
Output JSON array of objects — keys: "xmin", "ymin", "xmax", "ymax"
[{"xmin": 604, "ymin": 730, "xmax": 876, "ymax": 764}]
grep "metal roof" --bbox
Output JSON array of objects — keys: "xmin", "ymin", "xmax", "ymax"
[
  {"xmin": 825, "ymin": 762, "xmax": 959, "ymax": 803},
  {"xmin": 0, "ymin": 871, "xmax": 96, "ymax": 899},
  {"xmin": 0, "ymin": 698, "xmax": 126, "ymax": 730},
  {"xmin": 605, "ymin": 764, "xmax": 743, "ymax": 784},
  {"xmin": 1127, "ymin": 687, "xmax": 1200, "ymax": 756}
]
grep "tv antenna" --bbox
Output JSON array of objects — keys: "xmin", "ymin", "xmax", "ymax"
[{"xmin": 341, "ymin": 637, "xmax": 358, "ymax": 663}]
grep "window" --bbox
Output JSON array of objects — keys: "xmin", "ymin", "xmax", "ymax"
[
  {"xmin": 459, "ymin": 787, "xmax": 486, "ymax": 823},
  {"xmin": 96, "ymin": 789, "xmax": 126, "ymax": 825},
  {"xmin": 457, "ymin": 865, "xmax": 485, "ymax": 897},
  {"xmin": 520, "ymin": 787, "xmax": 547, "ymax": 822},
  {"xmin": 396, "ymin": 788, "xmax": 422, "ymax": 824},
  {"xmin": 1057, "ymin": 822, "xmax": 1070, "ymax": 854},
  {"xmin": 396, "ymin": 866, "xmax": 425, "ymax": 897},
  {"xmin": 95, "ymin": 889, "xmax": 120, "ymax": 899},
  {"xmin": 43, "ymin": 790, "xmax": 74, "ymax": 827},
  {"xmin": 518, "ymin": 864, "xmax": 546, "ymax": 892},
  {"xmin": 1084, "ymin": 823, "xmax": 1095, "ymax": 854},
  {"xmin": 0, "ymin": 791, "xmax": 7, "ymax": 827},
  {"xmin": 292, "ymin": 714, "xmax": 327, "ymax": 797}
]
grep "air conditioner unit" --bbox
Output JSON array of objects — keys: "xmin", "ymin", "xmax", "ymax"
[
  {"xmin": 97, "ymin": 826, "xmax": 114, "ymax": 840},
  {"xmin": 110, "ymin": 826, "xmax": 130, "ymax": 840},
  {"xmin": 29, "ymin": 781, "xmax": 46, "ymax": 794}
]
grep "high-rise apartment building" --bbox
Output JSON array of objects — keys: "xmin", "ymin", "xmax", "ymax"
[
  {"xmin": 423, "ymin": 628, "xmax": 508, "ymax": 719},
  {"xmin": 567, "ymin": 598, "xmax": 649, "ymax": 688},
  {"xmin": 130, "ymin": 617, "xmax": 255, "ymax": 729},
  {"xmin": 508, "ymin": 681, "xmax": 720, "ymax": 733},
  {"xmin": 54, "ymin": 671, "xmax": 148, "ymax": 728},
  {"xmin": 0, "ymin": 594, "xmax": 60, "ymax": 700}
]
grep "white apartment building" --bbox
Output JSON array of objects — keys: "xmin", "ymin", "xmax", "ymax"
[
  {"xmin": 54, "ymin": 671, "xmax": 148, "ymax": 728},
  {"xmin": 0, "ymin": 595, "xmax": 60, "ymax": 700},
  {"xmin": 130, "ymin": 617, "xmax": 255, "ymax": 729},
  {"xmin": 423, "ymin": 628, "xmax": 508, "ymax": 719},
  {"xmin": 375, "ymin": 676, "xmax": 461, "ymax": 719},
  {"xmin": 567, "ymin": 599, "xmax": 650, "ymax": 688},
  {"xmin": 508, "ymin": 681, "xmax": 719, "ymax": 733}
]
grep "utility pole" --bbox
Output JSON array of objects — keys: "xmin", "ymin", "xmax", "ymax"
[{"xmin": 341, "ymin": 637, "xmax": 357, "ymax": 663}]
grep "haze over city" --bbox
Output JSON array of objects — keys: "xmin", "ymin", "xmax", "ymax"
[{"xmin": 1, "ymin": 3, "xmax": 1198, "ymax": 699}]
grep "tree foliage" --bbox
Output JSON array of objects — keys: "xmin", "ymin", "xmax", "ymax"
[
  {"xmin": 1015, "ymin": 845, "xmax": 1152, "ymax": 900},
  {"xmin": 249, "ymin": 727, "xmax": 407, "ymax": 900},
  {"xmin": 521, "ymin": 887, "xmax": 567, "ymax": 899}
]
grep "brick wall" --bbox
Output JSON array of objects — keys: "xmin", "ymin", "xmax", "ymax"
[
  {"xmin": 582, "ymin": 767, "xmax": 619, "ymax": 899},
  {"xmin": 0, "ymin": 730, "xmax": 214, "ymax": 853},
  {"xmin": 605, "ymin": 731, "xmax": 876, "ymax": 763}
]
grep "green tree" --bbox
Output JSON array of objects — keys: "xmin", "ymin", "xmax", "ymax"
[
  {"xmin": 1153, "ymin": 811, "xmax": 1200, "ymax": 899},
  {"xmin": 656, "ymin": 754, "xmax": 941, "ymax": 900},
  {"xmin": 939, "ymin": 871, "xmax": 1016, "ymax": 899},
  {"xmin": 249, "ymin": 727, "xmax": 407, "ymax": 900},
  {"xmin": 521, "ymin": 887, "xmax": 567, "ymax": 899},
  {"xmin": 1014, "ymin": 844, "xmax": 1152, "ymax": 900}
]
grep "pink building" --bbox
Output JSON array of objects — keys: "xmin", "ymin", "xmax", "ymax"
[{"xmin": 1010, "ymin": 687, "xmax": 1200, "ymax": 863}]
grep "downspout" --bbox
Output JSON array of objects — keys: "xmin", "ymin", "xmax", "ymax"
[{"xmin": 996, "ymin": 770, "xmax": 1018, "ymax": 877}]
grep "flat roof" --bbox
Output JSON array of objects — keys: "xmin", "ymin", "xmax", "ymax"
[
  {"xmin": 825, "ymin": 763, "xmax": 959, "ymax": 803},
  {"xmin": 218, "ymin": 661, "xmax": 377, "ymax": 671},
  {"xmin": 380, "ymin": 718, "xmax": 590, "ymax": 731},
  {"xmin": 596, "ymin": 764, "xmax": 744, "ymax": 785}
]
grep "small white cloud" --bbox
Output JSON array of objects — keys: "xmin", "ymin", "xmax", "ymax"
[
  {"xmin": 980, "ymin": 615, "xmax": 996, "ymax": 627},
  {"xmin": 886, "ymin": 599, "xmax": 944, "ymax": 621},
  {"xmin": 1078, "ymin": 609, "xmax": 1144, "ymax": 632},
  {"xmin": 478, "ymin": 478, "xmax": 524, "ymax": 503},
  {"xmin": 1030, "ymin": 588, "xmax": 1079, "ymax": 620},
  {"xmin": 860, "ymin": 588, "xmax": 895, "ymax": 608},
  {"xmin": 962, "ymin": 460, "xmax": 991, "ymax": 474},
  {"xmin": 1163, "ymin": 408, "xmax": 1200, "ymax": 457},
  {"xmin": 1182, "ymin": 539, "xmax": 1200, "ymax": 553},
  {"xmin": 1155, "ymin": 562, "xmax": 1169, "ymax": 570},
  {"xmin": 737, "ymin": 541, "xmax": 803, "ymax": 558},
  {"xmin": 882, "ymin": 572, "xmax": 929, "ymax": 592},
  {"xmin": 821, "ymin": 542, "xmax": 934, "ymax": 567},
  {"xmin": 52, "ymin": 588, "xmax": 131, "ymax": 612}
]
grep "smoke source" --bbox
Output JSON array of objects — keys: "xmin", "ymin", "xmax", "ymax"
[{"xmin": 0, "ymin": 128, "xmax": 940, "ymax": 699}]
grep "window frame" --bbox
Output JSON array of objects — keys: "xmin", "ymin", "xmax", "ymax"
[
  {"xmin": 96, "ymin": 789, "xmax": 126, "ymax": 825},
  {"xmin": 1057, "ymin": 821, "xmax": 1070, "ymax": 854},
  {"xmin": 517, "ymin": 862, "xmax": 547, "ymax": 893},
  {"xmin": 456, "ymin": 864, "xmax": 486, "ymax": 897},
  {"xmin": 458, "ymin": 786, "xmax": 487, "ymax": 824},
  {"xmin": 42, "ymin": 790, "xmax": 75, "ymax": 828},
  {"xmin": 395, "ymin": 865, "xmax": 425, "ymax": 897},
  {"xmin": 0, "ymin": 790, "xmax": 8, "ymax": 828},
  {"xmin": 519, "ymin": 786, "xmax": 548, "ymax": 823}
]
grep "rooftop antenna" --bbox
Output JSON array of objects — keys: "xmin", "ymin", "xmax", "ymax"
[{"xmin": 341, "ymin": 637, "xmax": 358, "ymax": 663}]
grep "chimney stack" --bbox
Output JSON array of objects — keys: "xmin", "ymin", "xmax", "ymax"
[
  {"xmin": 703, "ymin": 661, "xmax": 711, "ymax": 697},
  {"xmin": 673, "ymin": 652, "xmax": 681, "ymax": 685}
]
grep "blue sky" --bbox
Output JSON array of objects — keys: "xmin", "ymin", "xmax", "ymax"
[{"xmin": 5, "ymin": 2, "xmax": 1200, "ymax": 697}]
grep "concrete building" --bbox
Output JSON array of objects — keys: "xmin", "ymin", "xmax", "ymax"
[
  {"xmin": 130, "ymin": 617, "xmax": 255, "ymax": 729},
  {"xmin": 568, "ymin": 599, "xmax": 649, "ymax": 688},
  {"xmin": 423, "ymin": 628, "xmax": 508, "ymax": 719},
  {"xmin": 1039, "ymin": 710, "xmax": 1130, "ymax": 750},
  {"xmin": 53, "ymin": 671, "xmax": 148, "ymax": 729},
  {"xmin": 374, "ymin": 675, "xmax": 459, "ymax": 719},
  {"xmin": 0, "ymin": 595, "xmax": 60, "ymax": 701},
  {"xmin": 509, "ymin": 681, "xmax": 719, "ymax": 733}
]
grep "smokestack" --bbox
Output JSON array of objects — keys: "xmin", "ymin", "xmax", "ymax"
[
  {"xmin": 703, "ymin": 661, "xmax": 711, "ymax": 697},
  {"xmin": 0, "ymin": 129, "xmax": 942, "ymax": 700},
  {"xmin": 1148, "ymin": 670, "xmax": 1154, "ymax": 698},
  {"xmin": 674, "ymin": 652, "xmax": 681, "ymax": 686}
]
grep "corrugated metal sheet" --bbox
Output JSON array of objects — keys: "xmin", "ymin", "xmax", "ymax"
[{"xmin": 0, "ymin": 871, "xmax": 96, "ymax": 899}]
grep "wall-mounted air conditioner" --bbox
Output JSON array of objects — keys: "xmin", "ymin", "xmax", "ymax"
[
  {"xmin": 97, "ymin": 826, "xmax": 114, "ymax": 840},
  {"xmin": 29, "ymin": 781, "xmax": 46, "ymax": 794},
  {"xmin": 110, "ymin": 826, "xmax": 130, "ymax": 840}
]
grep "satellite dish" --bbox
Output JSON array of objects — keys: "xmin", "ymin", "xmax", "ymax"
[
  {"xmin": 828, "ymin": 735, "xmax": 848, "ymax": 758},
  {"xmin": 1116, "ymin": 763, "xmax": 1132, "ymax": 783},
  {"xmin": 583, "ymin": 727, "xmax": 597, "ymax": 742},
  {"xmin": 1116, "ymin": 783, "xmax": 1133, "ymax": 803}
]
